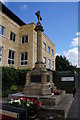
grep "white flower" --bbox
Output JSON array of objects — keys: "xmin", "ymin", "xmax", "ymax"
[
  {"xmin": 14, "ymin": 100, "xmax": 18, "ymax": 103},
  {"xmin": 27, "ymin": 103, "xmax": 30, "ymax": 106},
  {"xmin": 9, "ymin": 101, "xmax": 13, "ymax": 104},
  {"xmin": 11, "ymin": 99, "xmax": 13, "ymax": 101},
  {"xmin": 9, "ymin": 99, "xmax": 14, "ymax": 104},
  {"xmin": 17, "ymin": 99, "xmax": 21, "ymax": 105},
  {"xmin": 20, "ymin": 98, "xmax": 23, "ymax": 100},
  {"xmin": 30, "ymin": 102, "xmax": 33, "ymax": 104}
]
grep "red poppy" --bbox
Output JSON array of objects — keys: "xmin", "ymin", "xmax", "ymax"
[
  {"xmin": 17, "ymin": 96, "xmax": 20, "ymax": 100},
  {"xmin": 30, "ymin": 98, "xmax": 33, "ymax": 102},
  {"xmin": 23, "ymin": 97, "xmax": 25, "ymax": 100},
  {"xmin": 39, "ymin": 102, "xmax": 42, "ymax": 106},
  {"xmin": 26, "ymin": 98, "xmax": 29, "ymax": 101}
]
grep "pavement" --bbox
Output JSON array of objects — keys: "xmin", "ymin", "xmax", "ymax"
[{"xmin": 67, "ymin": 92, "xmax": 80, "ymax": 120}]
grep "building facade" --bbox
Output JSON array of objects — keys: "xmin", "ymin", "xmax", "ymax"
[{"xmin": 0, "ymin": 2, "xmax": 55, "ymax": 70}]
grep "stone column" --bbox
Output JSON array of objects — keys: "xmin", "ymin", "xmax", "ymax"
[
  {"xmin": 35, "ymin": 11, "xmax": 44, "ymax": 63},
  {"xmin": 37, "ymin": 30, "xmax": 42, "ymax": 62}
]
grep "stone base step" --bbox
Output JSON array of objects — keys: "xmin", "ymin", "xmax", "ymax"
[
  {"xmin": 38, "ymin": 94, "xmax": 74, "ymax": 119},
  {"xmin": 40, "ymin": 90, "xmax": 65, "ymax": 106},
  {"xmin": 8, "ymin": 90, "xmax": 65, "ymax": 106}
]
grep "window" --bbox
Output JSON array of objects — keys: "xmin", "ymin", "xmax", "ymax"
[
  {"xmin": 52, "ymin": 61, "xmax": 54, "ymax": 70},
  {"xmin": 43, "ymin": 42, "xmax": 46, "ymax": 51},
  {"xmin": 48, "ymin": 46, "xmax": 50, "ymax": 54},
  {"xmin": 21, "ymin": 52, "xmax": 28, "ymax": 65},
  {"xmin": 47, "ymin": 75, "xmax": 50, "ymax": 82},
  {"xmin": 8, "ymin": 50, "xmax": 15, "ymax": 64},
  {"xmin": 48, "ymin": 59, "xmax": 50, "ymax": 69},
  {"xmin": 10, "ymin": 31, "xmax": 16, "ymax": 42},
  {"xmin": 0, "ymin": 25, "xmax": 4, "ymax": 36},
  {"xmin": 21, "ymin": 36, "xmax": 28, "ymax": 44},
  {"xmin": 43, "ymin": 57, "xmax": 46, "ymax": 65},
  {"xmin": 0, "ymin": 47, "xmax": 2, "ymax": 63},
  {"xmin": 51, "ymin": 50, "xmax": 53, "ymax": 56}
]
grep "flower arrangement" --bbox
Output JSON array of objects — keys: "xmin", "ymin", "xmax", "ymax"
[{"xmin": 9, "ymin": 96, "xmax": 42, "ymax": 111}]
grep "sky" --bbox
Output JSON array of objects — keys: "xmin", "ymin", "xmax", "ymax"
[{"xmin": 1, "ymin": 1, "xmax": 79, "ymax": 66}]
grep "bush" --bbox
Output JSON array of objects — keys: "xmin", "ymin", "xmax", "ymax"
[
  {"xmin": 2, "ymin": 66, "xmax": 31, "ymax": 97},
  {"xmin": 2, "ymin": 67, "xmax": 18, "ymax": 90},
  {"xmin": 10, "ymin": 85, "xmax": 18, "ymax": 91},
  {"xmin": 16, "ymin": 69, "xmax": 30, "ymax": 85},
  {"xmin": 2, "ymin": 89, "xmax": 11, "ymax": 97}
]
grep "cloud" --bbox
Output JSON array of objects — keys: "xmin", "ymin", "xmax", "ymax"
[
  {"xmin": 0, "ymin": 0, "xmax": 4, "ymax": 3},
  {"xmin": 70, "ymin": 32, "xmax": 78, "ymax": 47},
  {"xmin": 0, "ymin": 0, "xmax": 8, "ymax": 3},
  {"xmin": 63, "ymin": 32, "xmax": 79, "ymax": 67},
  {"xmin": 70, "ymin": 37, "xmax": 78, "ymax": 47},
  {"xmin": 20, "ymin": 4, "xmax": 27, "ymax": 10},
  {"xmin": 64, "ymin": 47, "xmax": 78, "ymax": 66},
  {"xmin": 56, "ymin": 33, "xmax": 78, "ymax": 66},
  {"xmin": 76, "ymin": 32, "xmax": 80, "ymax": 36}
]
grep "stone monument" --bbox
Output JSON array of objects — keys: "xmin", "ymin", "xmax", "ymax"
[
  {"xmin": 9, "ymin": 11, "xmax": 74, "ymax": 119},
  {"xmin": 23, "ymin": 11, "xmax": 54, "ymax": 95}
]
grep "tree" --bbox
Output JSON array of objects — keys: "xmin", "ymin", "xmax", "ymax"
[{"xmin": 55, "ymin": 55, "xmax": 76, "ymax": 71}]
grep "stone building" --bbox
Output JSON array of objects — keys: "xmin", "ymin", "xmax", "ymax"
[{"xmin": 0, "ymin": 2, "xmax": 55, "ymax": 70}]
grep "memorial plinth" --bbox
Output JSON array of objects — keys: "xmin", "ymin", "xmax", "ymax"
[{"xmin": 23, "ymin": 11, "xmax": 54, "ymax": 95}]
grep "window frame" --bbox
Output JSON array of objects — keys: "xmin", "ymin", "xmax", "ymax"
[
  {"xmin": 43, "ymin": 57, "xmax": 46, "ymax": 65},
  {"xmin": 52, "ymin": 61, "xmax": 54, "ymax": 70},
  {"xmin": 10, "ymin": 31, "xmax": 16, "ymax": 42},
  {"xmin": 48, "ymin": 46, "xmax": 50, "ymax": 54},
  {"xmin": 0, "ymin": 25, "xmax": 5, "ymax": 36},
  {"xmin": 51, "ymin": 49, "xmax": 53, "ymax": 56},
  {"xmin": 43, "ymin": 42, "xmax": 46, "ymax": 51},
  {"xmin": 21, "ymin": 35, "xmax": 28, "ymax": 44},
  {"xmin": 8, "ymin": 50, "xmax": 15, "ymax": 65},
  {"xmin": 0, "ymin": 47, "xmax": 2, "ymax": 63},
  {"xmin": 48, "ymin": 59, "xmax": 50, "ymax": 69},
  {"xmin": 20, "ymin": 52, "xmax": 28, "ymax": 66}
]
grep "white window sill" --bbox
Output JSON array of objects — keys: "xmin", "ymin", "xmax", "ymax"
[{"xmin": 20, "ymin": 65, "xmax": 28, "ymax": 66}]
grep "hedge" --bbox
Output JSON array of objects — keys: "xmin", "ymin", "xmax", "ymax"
[{"xmin": 1, "ymin": 66, "xmax": 31, "ymax": 97}]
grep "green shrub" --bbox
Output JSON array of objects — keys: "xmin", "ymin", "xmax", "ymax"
[
  {"xmin": 2, "ymin": 89, "xmax": 11, "ymax": 97},
  {"xmin": 2, "ymin": 67, "xmax": 18, "ymax": 90},
  {"xmin": 10, "ymin": 85, "xmax": 18, "ymax": 91},
  {"xmin": 16, "ymin": 69, "xmax": 30, "ymax": 85},
  {"xmin": 2, "ymin": 67, "xmax": 31, "ymax": 97}
]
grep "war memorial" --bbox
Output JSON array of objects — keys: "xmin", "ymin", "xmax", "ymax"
[
  {"xmin": 1, "ymin": 10, "xmax": 74, "ymax": 120},
  {"xmin": 23, "ymin": 11, "xmax": 54, "ymax": 96},
  {"xmin": 15, "ymin": 11, "xmax": 74, "ymax": 119}
]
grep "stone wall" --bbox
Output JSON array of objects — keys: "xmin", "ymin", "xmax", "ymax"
[{"xmin": 0, "ymin": 11, "xmax": 20, "ymax": 68}]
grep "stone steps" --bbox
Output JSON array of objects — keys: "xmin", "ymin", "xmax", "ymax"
[
  {"xmin": 40, "ymin": 90, "xmax": 66, "ymax": 106},
  {"xmin": 8, "ymin": 92, "xmax": 74, "ymax": 119},
  {"xmin": 8, "ymin": 90, "xmax": 66, "ymax": 106},
  {"xmin": 38, "ymin": 94, "xmax": 74, "ymax": 119}
]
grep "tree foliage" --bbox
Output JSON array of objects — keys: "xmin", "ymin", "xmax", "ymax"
[{"xmin": 55, "ymin": 55, "xmax": 76, "ymax": 71}]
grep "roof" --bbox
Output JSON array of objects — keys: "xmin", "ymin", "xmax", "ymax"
[{"xmin": 0, "ymin": 1, "xmax": 26, "ymax": 26}]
